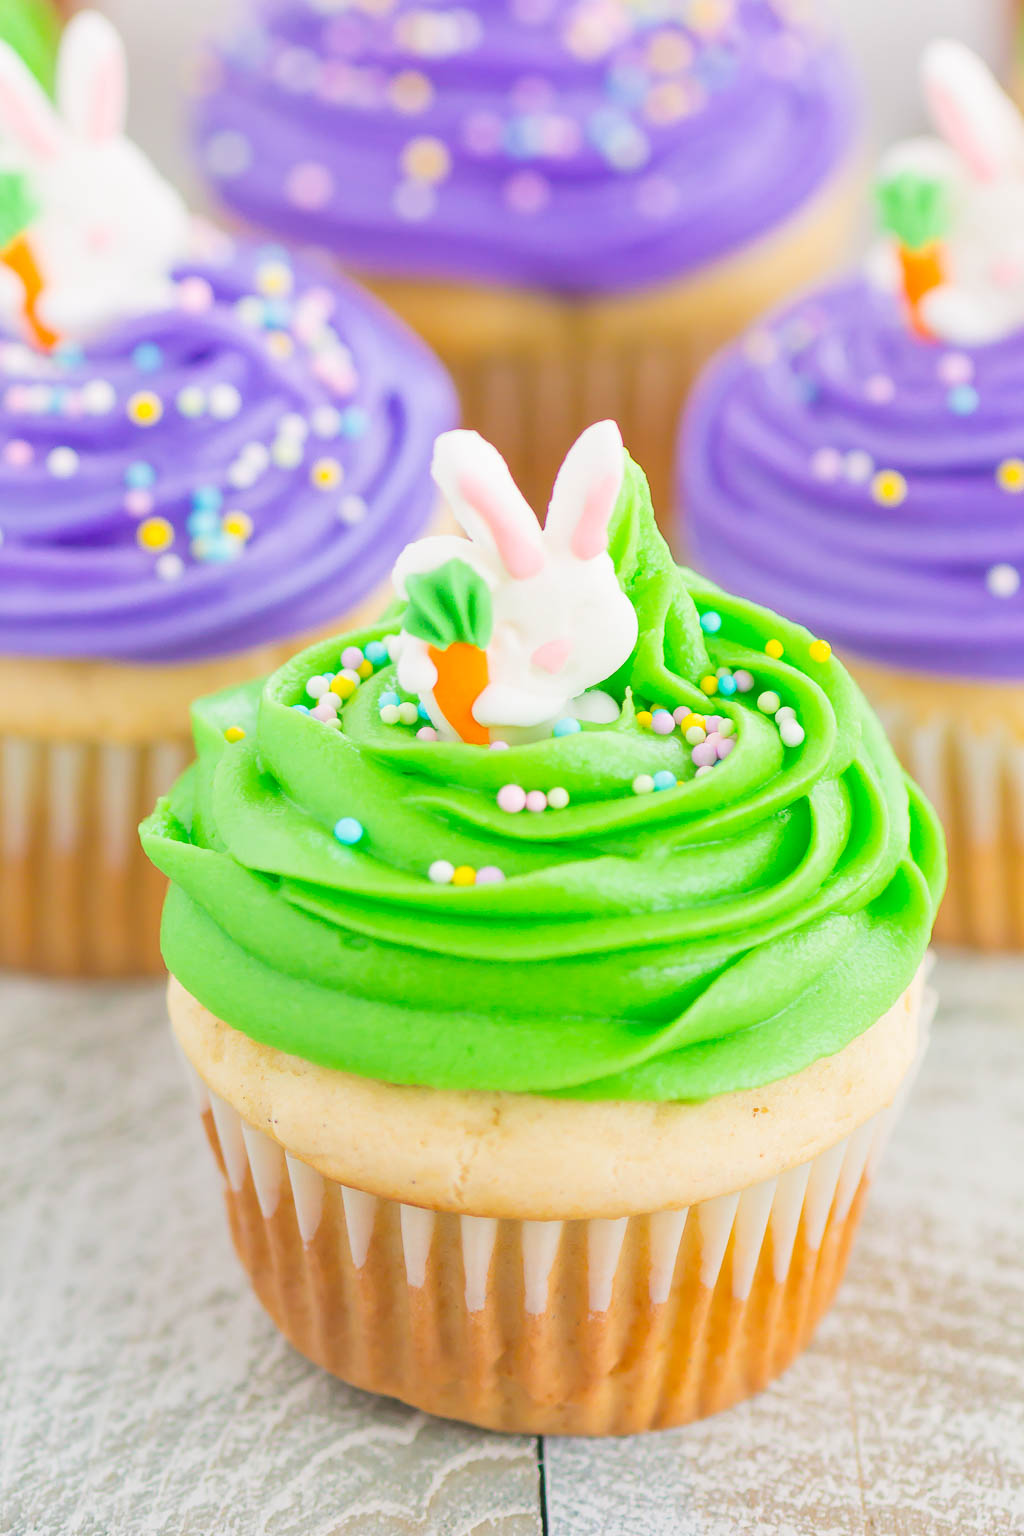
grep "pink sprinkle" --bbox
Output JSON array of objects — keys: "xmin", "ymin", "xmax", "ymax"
[
  {"xmin": 3, "ymin": 438, "xmax": 32, "ymax": 466},
  {"xmin": 504, "ymin": 169, "xmax": 550, "ymax": 215},
  {"xmin": 525, "ymin": 790, "xmax": 548, "ymax": 813},
  {"xmin": 651, "ymin": 710, "xmax": 674, "ymax": 736},
  {"xmin": 341, "ymin": 645, "xmax": 363, "ymax": 669},
  {"xmin": 311, "ymin": 700, "xmax": 337, "ymax": 721},
  {"xmin": 416, "ymin": 726, "xmax": 438, "ymax": 741},
  {"xmin": 497, "ymin": 783, "xmax": 527, "ymax": 814},
  {"xmin": 691, "ymin": 741, "xmax": 717, "ymax": 769},
  {"xmin": 716, "ymin": 736, "xmax": 735, "ymax": 760},
  {"xmin": 938, "ymin": 352, "xmax": 973, "ymax": 386},
  {"xmin": 733, "ymin": 671, "xmax": 754, "ymax": 693},
  {"xmin": 489, "ymin": 740, "xmax": 510, "ymax": 751},
  {"xmin": 673, "ymin": 706, "xmax": 688, "ymax": 725},
  {"xmin": 124, "ymin": 490, "xmax": 154, "ymax": 517},
  {"xmin": 476, "ymin": 865, "xmax": 506, "ymax": 885},
  {"xmin": 286, "ymin": 161, "xmax": 335, "ymax": 210},
  {"xmin": 178, "ymin": 277, "xmax": 215, "ymax": 314},
  {"xmin": 704, "ymin": 716, "xmax": 724, "ymax": 733}
]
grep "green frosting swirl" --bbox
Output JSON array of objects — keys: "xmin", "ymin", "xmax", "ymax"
[{"xmin": 141, "ymin": 458, "xmax": 945, "ymax": 1103}]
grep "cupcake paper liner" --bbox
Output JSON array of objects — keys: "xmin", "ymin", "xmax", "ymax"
[
  {"xmin": 176, "ymin": 981, "xmax": 932, "ymax": 1436},
  {"xmin": 363, "ymin": 168, "xmax": 856, "ymax": 534},
  {"xmin": 848, "ymin": 656, "xmax": 1024, "ymax": 951}
]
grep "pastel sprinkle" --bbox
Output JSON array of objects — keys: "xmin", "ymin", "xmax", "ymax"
[
  {"xmin": 987, "ymin": 563, "xmax": 1020, "ymax": 598},
  {"xmin": 525, "ymin": 790, "xmax": 548, "ymax": 813},
  {"xmin": 780, "ymin": 719, "xmax": 806, "ymax": 748},
  {"xmin": 333, "ymin": 817, "xmax": 364, "ymax": 845},
  {"xmin": 398, "ymin": 701, "xmax": 420, "ymax": 724},
  {"xmin": 476, "ymin": 866, "xmax": 506, "ymax": 885},
  {"xmin": 552, "ymin": 717, "xmax": 582, "ymax": 737},
  {"xmin": 734, "ymin": 670, "xmax": 755, "ymax": 693},
  {"xmin": 765, "ymin": 639, "xmax": 784, "ymax": 659},
  {"xmin": 497, "ymin": 784, "xmax": 527, "ymax": 814},
  {"xmin": 677, "ymin": 711, "xmax": 704, "ymax": 731},
  {"xmin": 699, "ymin": 676, "xmax": 718, "ymax": 696},
  {"xmin": 452, "ymin": 865, "xmax": 476, "ymax": 886},
  {"xmin": 380, "ymin": 704, "xmax": 401, "ymax": 725},
  {"xmin": 331, "ymin": 676, "xmax": 357, "ymax": 700},
  {"xmin": 307, "ymin": 675, "xmax": 330, "ymax": 699},
  {"xmin": 691, "ymin": 740, "xmax": 717, "ymax": 768},
  {"xmin": 651, "ymin": 709, "xmax": 675, "ymax": 735},
  {"xmin": 223, "ymin": 726, "xmax": 245, "ymax": 743},
  {"xmin": 808, "ymin": 639, "xmax": 832, "ymax": 664},
  {"xmin": 379, "ymin": 690, "xmax": 400, "ymax": 707},
  {"xmin": 652, "ymin": 770, "xmax": 677, "ymax": 791},
  {"xmin": 757, "ymin": 691, "xmax": 781, "ymax": 714},
  {"xmin": 416, "ymin": 726, "xmax": 439, "ymax": 740},
  {"xmin": 127, "ymin": 390, "xmax": 163, "ymax": 426},
  {"xmin": 428, "ymin": 859, "xmax": 455, "ymax": 884},
  {"xmin": 684, "ymin": 725, "xmax": 706, "ymax": 745},
  {"xmin": 636, "ymin": 710, "xmax": 653, "ymax": 727},
  {"xmin": 136, "ymin": 516, "xmax": 173, "ymax": 551},
  {"xmin": 632, "ymin": 774, "xmax": 655, "ymax": 795},
  {"xmin": 357, "ymin": 660, "xmax": 374, "ymax": 679},
  {"xmin": 699, "ymin": 610, "xmax": 722, "ymax": 634},
  {"xmin": 364, "ymin": 640, "xmax": 389, "ymax": 666},
  {"xmin": 997, "ymin": 458, "xmax": 1024, "ymax": 493},
  {"xmin": 871, "ymin": 469, "xmax": 908, "ymax": 507},
  {"xmin": 341, "ymin": 645, "xmax": 364, "ymax": 669},
  {"xmin": 716, "ymin": 673, "xmax": 737, "ymax": 697},
  {"xmin": 47, "ymin": 446, "xmax": 79, "ymax": 478},
  {"xmin": 547, "ymin": 786, "xmax": 570, "ymax": 810}
]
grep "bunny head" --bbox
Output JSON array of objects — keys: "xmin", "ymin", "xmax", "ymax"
[
  {"xmin": 872, "ymin": 39, "xmax": 1024, "ymax": 345},
  {"xmin": 393, "ymin": 423, "xmax": 639, "ymax": 744},
  {"xmin": 0, "ymin": 10, "xmax": 189, "ymax": 344}
]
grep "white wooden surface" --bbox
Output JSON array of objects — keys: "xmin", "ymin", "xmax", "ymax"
[{"xmin": 1, "ymin": 952, "xmax": 1023, "ymax": 1535}]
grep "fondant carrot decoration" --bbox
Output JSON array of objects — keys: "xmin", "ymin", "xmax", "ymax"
[
  {"xmin": 404, "ymin": 558, "xmax": 494, "ymax": 745},
  {"xmin": 876, "ymin": 168, "xmax": 951, "ymax": 338},
  {"xmin": 1, "ymin": 232, "xmax": 57, "ymax": 348}
]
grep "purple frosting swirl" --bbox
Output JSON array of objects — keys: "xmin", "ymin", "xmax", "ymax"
[
  {"xmin": 0, "ymin": 234, "xmax": 456, "ymax": 663},
  {"xmin": 681, "ymin": 276, "xmax": 1024, "ymax": 679},
  {"xmin": 193, "ymin": 0, "xmax": 856, "ymax": 295}
]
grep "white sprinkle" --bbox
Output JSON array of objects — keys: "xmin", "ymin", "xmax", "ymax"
[
  {"xmin": 81, "ymin": 379, "xmax": 116, "ymax": 415},
  {"xmin": 47, "ymin": 447, "xmax": 79, "ymax": 478},
  {"xmin": 844, "ymin": 449, "xmax": 874, "ymax": 484},
  {"xmin": 780, "ymin": 719, "xmax": 806, "ymax": 748},
  {"xmin": 155, "ymin": 553, "xmax": 184, "ymax": 581},
  {"xmin": 177, "ymin": 385, "xmax": 206, "ymax": 418},
  {"xmin": 632, "ymin": 774, "xmax": 655, "ymax": 795},
  {"xmin": 757, "ymin": 691, "xmax": 781, "ymax": 715},
  {"xmin": 209, "ymin": 383, "xmax": 242, "ymax": 420},
  {"xmin": 428, "ymin": 859, "xmax": 454, "ymax": 884},
  {"xmin": 547, "ymin": 787, "xmax": 570, "ymax": 810},
  {"xmin": 987, "ymin": 563, "xmax": 1021, "ymax": 598},
  {"xmin": 311, "ymin": 405, "xmax": 342, "ymax": 438},
  {"xmin": 339, "ymin": 495, "xmax": 368, "ymax": 524}
]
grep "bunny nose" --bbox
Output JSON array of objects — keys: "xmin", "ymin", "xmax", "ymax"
[
  {"xmin": 532, "ymin": 637, "xmax": 572, "ymax": 673},
  {"xmin": 88, "ymin": 227, "xmax": 114, "ymax": 253}
]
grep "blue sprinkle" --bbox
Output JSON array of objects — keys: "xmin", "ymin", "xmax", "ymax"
[
  {"xmin": 717, "ymin": 675, "xmax": 737, "ymax": 697},
  {"xmin": 187, "ymin": 509, "xmax": 220, "ymax": 537},
  {"xmin": 378, "ymin": 690, "xmax": 400, "ymax": 708},
  {"xmin": 653, "ymin": 770, "xmax": 677, "ymax": 792},
  {"xmin": 340, "ymin": 406, "xmax": 369, "ymax": 439},
  {"xmin": 948, "ymin": 384, "xmax": 979, "ymax": 415},
  {"xmin": 192, "ymin": 485, "xmax": 224, "ymax": 513},
  {"xmin": 48, "ymin": 388, "xmax": 68, "ymax": 415},
  {"xmin": 333, "ymin": 816, "xmax": 364, "ymax": 846},
  {"xmin": 418, "ymin": 702, "xmax": 431, "ymax": 721},
  {"xmin": 364, "ymin": 640, "xmax": 389, "ymax": 666},
  {"xmin": 125, "ymin": 460, "xmax": 157, "ymax": 489},
  {"xmin": 53, "ymin": 342, "xmax": 84, "ymax": 369},
  {"xmin": 552, "ymin": 717, "xmax": 582, "ymax": 737},
  {"xmin": 132, "ymin": 342, "xmax": 164, "ymax": 373},
  {"xmin": 292, "ymin": 703, "xmax": 310, "ymax": 713},
  {"xmin": 700, "ymin": 611, "xmax": 722, "ymax": 635},
  {"xmin": 262, "ymin": 299, "xmax": 291, "ymax": 330}
]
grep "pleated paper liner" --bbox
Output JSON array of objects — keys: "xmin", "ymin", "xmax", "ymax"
[
  {"xmin": 360, "ymin": 167, "xmax": 858, "ymax": 538},
  {"xmin": 177, "ymin": 984, "xmax": 932, "ymax": 1437},
  {"xmin": 846, "ymin": 655, "xmax": 1024, "ymax": 951}
]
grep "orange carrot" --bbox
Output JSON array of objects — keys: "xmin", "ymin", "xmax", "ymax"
[
  {"xmin": 899, "ymin": 242, "xmax": 944, "ymax": 339},
  {"xmin": 428, "ymin": 642, "xmax": 490, "ymax": 745},
  {"xmin": 1, "ymin": 234, "xmax": 57, "ymax": 350}
]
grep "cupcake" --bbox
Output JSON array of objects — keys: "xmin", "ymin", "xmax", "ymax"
[
  {"xmin": 0, "ymin": 11, "xmax": 456, "ymax": 977},
  {"xmin": 142, "ymin": 421, "xmax": 944, "ymax": 1435},
  {"xmin": 192, "ymin": 0, "xmax": 858, "ymax": 523},
  {"xmin": 682, "ymin": 40, "xmax": 1024, "ymax": 950}
]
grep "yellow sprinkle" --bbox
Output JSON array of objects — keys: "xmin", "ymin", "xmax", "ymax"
[
  {"xmin": 357, "ymin": 659, "xmax": 374, "ymax": 679},
  {"xmin": 871, "ymin": 468, "xmax": 908, "ymax": 507},
  {"xmin": 997, "ymin": 457, "xmax": 1024, "ymax": 493},
  {"xmin": 266, "ymin": 332, "xmax": 294, "ymax": 361},
  {"xmin": 765, "ymin": 638, "xmax": 784, "ymax": 660},
  {"xmin": 330, "ymin": 676, "xmax": 357, "ymax": 699},
  {"xmin": 224, "ymin": 726, "xmax": 246, "ymax": 743},
  {"xmin": 311, "ymin": 457, "xmax": 343, "ymax": 490},
  {"xmin": 452, "ymin": 865, "xmax": 476, "ymax": 886},
  {"xmin": 699, "ymin": 675, "xmax": 718, "ymax": 695},
  {"xmin": 127, "ymin": 390, "xmax": 163, "ymax": 426},
  {"xmin": 680, "ymin": 713, "xmax": 705, "ymax": 731},
  {"xmin": 255, "ymin": 260, "xmax": 293, "ymax": 298},
  {"xmin": 808, "ymin": 639, "xmax": 832, "ymax": 664},
  {"xmin": 222, "ymin": 510, "xmax": 253, "ymax": 541},
  {"xmin": 136, "ymin": 516, "xmax": 173, "ymax": 551},
  {"xmin": 400, "ymin": 134, "xmax": 452, "ymax": 184},
  {"xmin": 636, "ymin": 710, "xmax": 653, "ymax": 728}
]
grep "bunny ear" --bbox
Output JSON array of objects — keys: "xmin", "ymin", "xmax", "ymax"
[
  {"xmin": 922, "ymin": 38, "xmax": 1024, "ymax": 183},
  {"xmin": 543, "ymin": 420, "xmax": 624, "ymax": 561},
  {"xmin": 0, "ymin": 37, "xmax": 64, "ymax": 162},
  {"xmin": 431, "ymin": 430, "xmax": 544, "ymax": 580},
  {"xmin": 57, "ymin": 10, "xmax": 127, "ymax": 143}
]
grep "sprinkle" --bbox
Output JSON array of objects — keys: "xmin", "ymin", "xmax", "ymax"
[
  {"xmin": 684, "ymin": 725, "xmax": 706, "ymax": 745},
  {"xmin": 987, "ymin": 563, "xmax": 1020, "ymax": 598},
  {"xmin": 938, "ymin": 352, "xmax": 973, "ymax": 386},
  {"xmin": 871, "ymin": 469, "xmax": 908, "ymax": 507},
  {"xmin": 193, "ymin": 485, "xmax": 223, "ymax": 513},
  {"xmin": 636, "ymin": 709, "xmax": 653, "ymax": 727},
  {"xmin": 155, "ymin": 553, "xmax": 184, "ymax": 581},
  {"xmin": 222, "ymin": 510, "xmax": 253, "ymax": 541},
  {"xmin": 757, "ymin": 691, "xmax": 781, "ymax": 715},
  {"xmin": 948, "ymin": 384, "xmax": 979, "ymax": 416},
  {"xmin": 311, "ymin": 457, "xmax": 343, "ymax": 489},
  {"xmin": 401, "ymin": 134, "xmax": 452, "ymax": 184},
  {"xmin": 489, "ymin": 740, "xmax": 509, "ymax": 750},
  {"xmin": 844, "ymin": 449, "xmax": 874, "ymax": 484},
  {"xmin": 632, "ymin": 774, "xmax": 655, "ymax": 794},
  {"xmin": 379, "ymin": 704, "xmax": 401, "ymax": 725},
  {"xmin": 715, "ymin": 736, "xmax": 735, "ymax": 760},
  {"xmin": 780, "ymin": 719, "xmax": 806, "ymax": 748},
  {"xmin": 765, "ymin": 638, "xmax": 784, "ymax": 659},
  {"xmin": 177, "ymin": 385, "xmax": 206, "ymax": 418},
  {"xmin": 652, "ymin": 770, "xmax": 677, "ymax": 791},
  {"xmin": 718, "ymin": 719, "xmax": 735, "ymax": 737},
  {"xmin": 775, "ymin": 705, "xmax": 796, "ymax": 722},
  {"xmin": 733, "ymin": 670, "xmax": 754, "ymax": 693},
  {"xmin": 224, "ymin": 726, "xmax": 246, "ymax": 743},
  {"xmin": 476, "ymin": 865, "xmax": 506, "ymax": 885},
  {"xmin": 699, "ymin": 610, "xmax": 722, "ymax": 634},
  {"xmin": 717, "ymin": 673, "xmax": 737, "ymax": 697},
  {"xmin": 699, "ymin": 675, "xmax": 718, "ymax": 696},
  {"xmin": 357, "ymin": 660, "xmax": 373, "ymax": 679},
  {"xmin": 330, "ymin": 675, "xmax": 357, "ymax": 700},
  {"xmin": 209, "ymin": 383, "xmax": 242, "ymax": 420},
  {"xmin": 341, "ymin": 646, "xmax": 364, "ymax": 669},
  {"xmin": 651, "ymin": 709, "xmax": 675, "ymax": 735},
  {"xmin": 525, "ymin": 790, "xmax": 548, "ymax": 813},
  {"xmin": 132, "ymin": 343, "xmax": 164, "ymax": 373},
  {"xmin": 497, "ymin": 783, "xmax": 527, "ymax": 814},
  {"xmin": 127, "ymin": 391, "xmax": 163, "ymax": 426},
  {"xmin": 552, "ymin": 716, "xmax": 581, "ymax": 737},
  {"xmin": 379, "ymin": 690, "xmax": 400, "ymax": 707},
  {"xmin": 808, "ymin": 639, "xmax": 832, "ymax": 664},
  {"xmin": 3, "ymin": 439, "xmax": 32, "ymax": 466},
  {"xmin": 428, "ymin": 859, "xmax": 455, "ymax": 884},
  {"xmin": 311, "ymin": 699, "xmax": 339, "ymax": 721},
  {"xmin": 691, "ymin": 739, "xmax": 717, "ymax": 768},
  {"xmin": 452, "ymin": 865, "xmax": 476, "ymax": 886},
  {"xmin": 364, "ymin": 640, "xmax": 389, "ymax": 666},
  {"xmin": 398, "ymin": 702, "xmax": 419, "ymax": 725},
  {"xmin": 675, "ymin": 709, "xmax": 700, "ymax": 728},
  {"xmin": 136, "ymin": 516, "xmax": 173, "ymax": 551},
  {"xmin": 997, "ymin": 458, "xmax": 1024, "ymax": 493},
  {"xmin": 416, "ymin": 725, "xmax": 438, "ymax": 740},
  {"xmin": 47, "ymin": 446, "xmax": 79, "ymax": 478},
  {"xmin": 307, "ymin": 675, "xmax": 330, "ymax": 699},
  {"xmin": 125, "ymin": 461, "xmax": 157, "ymax": 489},
  {"xmin": 81, "ymin": 379, "xmax": 115, "ymax": 414},
  {"xmin": 695, "ymin": 765, "xmax": 713, "ymax": 778},
  {"xmin": 547, "ymin": 786, "xmax": 570, "ymax": 809},
  {"xmin": 333, "ymin": 817, "xmax": 364, "ymax": 845}
]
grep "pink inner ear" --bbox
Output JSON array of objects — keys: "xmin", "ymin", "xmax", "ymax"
[
  {"xmin": 460, "ymin": 472, "xmax": 543, "ymax": 580},
  {"xmin": 571, "ymin": 472, "xmax": 619, "ymax": 561},
  {"xmin": 931, "ymin": 83, "xmax": 998, "ymax": 182},
  {"xmin": 87, "ymin": 51, "xmax": 125, "ymax": 140},
  {"xmin": 0, "ymin": 87, "xmax": 60, "ymax": 161},
  {"xmin": 532, "ymin": 637, "xmax": 572, "ymax": 674}
]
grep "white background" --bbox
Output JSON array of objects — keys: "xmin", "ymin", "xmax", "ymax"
[{"xmin": 98, "ymin": 0, "xmax": 1016, "ymax": 204}]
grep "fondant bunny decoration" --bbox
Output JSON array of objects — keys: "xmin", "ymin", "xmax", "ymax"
[
  {"xmin": 871, "ymin": 39, "xmax": 1024, "ymax": 344},
  {"xmin": 0, "ymin": 10, "xmax": 189, "ymax": 347},
  {"xmin": 392, "ymin": 422, "xmax": 639, "ymax": 744}
]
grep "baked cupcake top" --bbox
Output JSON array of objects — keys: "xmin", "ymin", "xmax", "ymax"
[
  {"xmin": 682, "ymin": 42, "xmax": 1024, "ymax": 679},
  {"xmin": 0, "ymin": 12, "xmax": 455, "ymax": 663},
  {"xmin": 193, "ymin": 0, "xmax": 856, "ymax": 295},
  {"xmin": 141, "ymin": 423, "xmax": 944, "ymax": 1103}
]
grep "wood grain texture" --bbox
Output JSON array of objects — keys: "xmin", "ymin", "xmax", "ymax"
[
  {"xmin": 0, "ymin": 980, "xmax": 541, "ymax": 1536},
  {"xmin": 545, "ymin": 952, "xmax": 1024, "ymax": 1536},
  {"xmin": 1, "ymin": 955, "xmax": 1022, "ymax": 1535}
]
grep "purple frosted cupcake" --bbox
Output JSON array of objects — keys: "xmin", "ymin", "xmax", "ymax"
[
  {"xmin": 193, "ymin": 0, "xmax": 858, "ymax": 519},
  {"xmin": 680, "ymin": 40, "xmax": 1024, "ymax": 951},
  {"xmin": 0, "ymin": 12, "xmax": 455, "ymax": 977}
]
